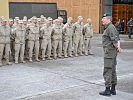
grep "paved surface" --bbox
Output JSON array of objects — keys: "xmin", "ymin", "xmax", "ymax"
[{"xmin": 0, "ymin": 34, "xmax": 133, "ymax": 100}]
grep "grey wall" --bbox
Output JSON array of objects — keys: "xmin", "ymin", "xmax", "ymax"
[{"xmin": 104, "ymin": 0, "xmax": 113, "ymax": 16}]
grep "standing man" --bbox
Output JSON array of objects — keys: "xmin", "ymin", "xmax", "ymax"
[
  {"xmin": 63, "ymin": 17, "xmax": 73, "ymax": 58},
  {"xmin": 40, "ymin": 20, "xmax": 52, "ymax": 60},
  {"xmin": 83, "ymin": 18, "xmax": 94, "ymax": 55},
  {"xmin": 99, "ymin": 14, "xmax": 122, "ymax": 96},
  {"xmin": 0, "ymin": 17, "xmax": 11, "ymax": 66},
  {"xmin": 28, "ymin": 16, "xmax": 40, "ymax": 62},
  {"xmin": 127, "ymin": 18, "xmax": 133, "ymax": 39},
  {"xmin": 51, "ymin": 19, "xmax": 63, "ymax": 59},
  {"xmin": 73, "ymin": 16, "xmax": 84, "ymax": 56},
  {"xmin": 13, "ymin": 20, "xmax": 26, "ymax": 63},
  {"xmin": 9, "ymin": 18, "xmax": 15, "ymax": 59}
]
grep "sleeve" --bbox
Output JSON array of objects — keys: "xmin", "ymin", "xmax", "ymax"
[{"xmin": 108, "ymin": 25, "xmax": 119, "ymax": 44}]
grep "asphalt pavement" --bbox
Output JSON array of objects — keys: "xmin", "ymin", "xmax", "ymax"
[{"xmin": 0, "ymin": 34, "xmax": 133, "ymax": 100}]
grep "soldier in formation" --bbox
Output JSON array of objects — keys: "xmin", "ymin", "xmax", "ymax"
[{"xmin": 0, "ymin": 15, "xmax": 94, "ymax": 66}]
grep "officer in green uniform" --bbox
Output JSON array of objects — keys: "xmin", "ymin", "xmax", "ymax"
[{"xmin": 99, "ymin": 14, "xmax": 122, "ymax": 96}]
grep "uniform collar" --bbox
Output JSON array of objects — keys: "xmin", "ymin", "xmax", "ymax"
[{"xmin": 104, "ymin": 22, "xmax": 112, "ymax": 29}]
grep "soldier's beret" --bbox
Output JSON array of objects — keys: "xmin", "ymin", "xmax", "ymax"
[{"xmin": 102, "ymin": 13, "xmax": 111, "ymax": 18}]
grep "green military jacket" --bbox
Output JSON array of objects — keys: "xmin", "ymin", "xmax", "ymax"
[{"xmin": 102, "ymin": 22, "xmax": 119, "ymax": 58}]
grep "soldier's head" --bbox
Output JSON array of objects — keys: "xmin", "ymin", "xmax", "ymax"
[
  {"xmin": 48, "ymin": 17, "xmax": 53, "ymax": 24},
  {"xmin": 37, "ymin": 18, "xmax": 41, "ymax": 24},
  {"xmin": 40, "ymin": 15, "xmax": 46, "ymax": 23},
  {"xmin": 14, "ymin": 17, "xmax": 19, "ymax": 24},
  {"xmin": 87, "ymin": 18, "xmax": 92, "ymax": 25},
  {"xmin": 18, "ymin": 20, "xmax": 23, "ymax": 27},
  {"xmin": 78, "ymin": 16, "xmax": 83, "ymax": 23},
  {"xmin": 58, "ymin": 16, "xmax": 63, "ymax": 24},
  {"xmin": 0, "ymin": 16, "xmax": 7, "ymax": 26},
  {"xmin": 23, "ymin": 19, "xmax": 27, "ymax": 25},
  {"xmin": 46, "ymin": 20, "xmax": 50, "ymax": 27},
  {"xmin": 67, "ymin": 17, "xmax": 73, "ymax": 25},
  {"xmin": 32, "ymin": 16, "xmax": 37, "ymax": 24},
  {"xmin": 101, "ymin": 13, "xmax": 112, "ymax": 25},
  {"xmin": 9, "ymin": 18, "xmax": 14, "ymax": 26},
  {"xmin": 28, "ymin": 19, "xmax": 32, "ymax": 24},
  {"xmin": 55, "ymin": 19, "xmax": 60, "ymax": 25}
]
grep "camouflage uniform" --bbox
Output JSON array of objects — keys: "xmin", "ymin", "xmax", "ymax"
[
  {"xmin": 73, "ymin": 16, "xmax": 84, "ymax": 56},
  {"xmin": 0, "ymin": 17, "xmax": 11, "ymax": 66},
  {"xmin": 40, "ymin": 20, "xmax": 52, "ymax": 60},
  {"xmin": 63, "ymin": 17, "xmax": 73, "ymax": 57},
  {"xmin": 51, "ymin": 19, "xmax": 63, "ymax": 59},
  {"xmin": 83, "ymin": 18, "xmax": 93, "ymax": 55},
  {"xmin": 13, "ymin": 20, "xmax": 26, "ymax": 63},
  {"xmin": 28, "ymin": 17, "xmax": 40, "ymax": 62}
]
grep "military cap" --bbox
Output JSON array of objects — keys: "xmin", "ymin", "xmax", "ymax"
[
  {"xmin": 0, "ymin": 16, "xmax": 7, "ymax": 21},
  {"xmin": 58, "ymin": 16, "xmax": 63, "ymax": 20},
  {"xmin": 78, "ymin": 16, "xmax": 83, "ymax": 19},
  {"xmin": 32, "ymin": 16, "xmax": 37, "ymax": 20},
  {"xmin": 18, "ymin": 20, "xmax": 23, "ymax": 23},
  {"xmin": 102, "ymin": 13, "xmax": 111, "ymax": 18},
  {"xmin": 40, "ymin": 15, "xmax": 45, "ymax": 18},
  {"xmin": 15, "ymin": 17, "xmax": 19, "ymax": 21},
  {"xmin": 9, "ymin": 18, "xmax": 13, "ymax": 22},
  {"xmin": 48, "ymin": 17, "xmax": 53, "ymax": 21}
]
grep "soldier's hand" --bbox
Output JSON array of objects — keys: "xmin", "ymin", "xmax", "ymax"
[{"xmin": 117, "ymin": 47, "xmax": 123, "ymax": 53}]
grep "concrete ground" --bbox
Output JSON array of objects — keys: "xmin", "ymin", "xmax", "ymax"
[{"xmin": 0, "ymin": 34, "xmax": 133, "ymax": 100}]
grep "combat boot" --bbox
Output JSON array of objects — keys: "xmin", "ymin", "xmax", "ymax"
[
  {"xmin": 64, "ymin": 54, "xmax": 68, "ymax": 58},
  {"xmin": 15, "ymin": 58, "xmax": 18, "ymax": 64},
  {"xmin": 111, "ymin": 84, "xmax": 116, "ymax": 95},
  {"xmin": 29, "ymin": 58, "xmax": 32, "ymax": 62},
  {"xmin": 47, "ymin": 57, "xmax": 52, "ymax": 60},
  {"xmin": 35, "ymin": 58, "xmax": 40, "ymax": 62},
  {"xmin": 99, "ymin": 87, "xmax": 111, "ymax": 96},
  {"xmin": 6, "ymin": 58, "xmax": 11, "ymax": 65}
]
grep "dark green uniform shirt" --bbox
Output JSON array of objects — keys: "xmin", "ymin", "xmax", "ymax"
[{"xmin": 102, "ymin": 22, "xmax": 119, "ymax": 58}]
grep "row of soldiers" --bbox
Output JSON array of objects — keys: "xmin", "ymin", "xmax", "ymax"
[{"xmin": 0, "ymin": 15, "xmax": 93, "ymax": 66}]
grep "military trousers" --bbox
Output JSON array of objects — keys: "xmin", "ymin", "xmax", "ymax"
[
  {"xmin": 84, "ymin": 37, "xmax": 91, "ymax": 55},
  {"xmin": 0, "ymin": 43, "xmax": 10, "ymax": 59},
  {"xmin": 15, "ymin": 43, "xmax": 25, "ymax": 62},
  {"xmin": 74, "ymin": 35, "xmax": 83, "ymax": 55},
  {"xmin": 103, "ymin": 57, "xmax": 117, "ymax": 87},
  {"xmin": 41, "ymin": 39, "xmax": 51, "ymax": 58},
  {"xmin": 10, "ymin": 39, "xmax": 15, "ymax": 58},
  {"xmin": 25, "ymin": 40, "xmax": 29, "ymax": 59},
  {"xmin": 52, "ymin": 39, "xmax": 62, "ymax": 58},
  {"xmin": 128, "ymin": 27, "xmax": 133, "ymax": 36},
  {"xmin": 28, "ymin": 40, "xmax": 39, "ymax": 60},
  {"xmin": 63, "ymin": 38, "xmax": 73, "ymax": 56}
]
